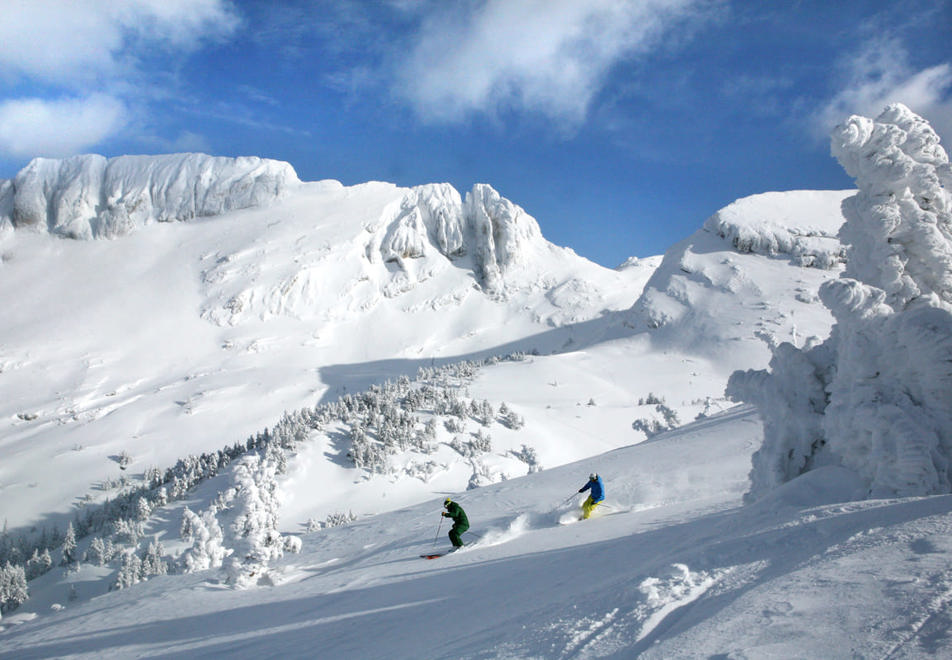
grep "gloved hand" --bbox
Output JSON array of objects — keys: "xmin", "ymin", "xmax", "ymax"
[
  {"xmin": 578, "ymin": 488, "xmax": 584, "ymax": 493},
  {"xmin": 441, "ymin": 512, "xmax": 448, "ymax": 517}
]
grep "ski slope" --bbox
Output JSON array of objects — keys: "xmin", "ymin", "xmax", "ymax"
[{"xmin": 3, "ymin": 406, "xmax": 950, "ymax": 658}]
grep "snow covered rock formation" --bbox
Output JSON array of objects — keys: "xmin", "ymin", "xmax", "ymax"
[
  {"xmin": 0, "ymin": 153, "xmax": 299, "ymax": 239},
  {"xmin": 372, "ymin": 182, "xmax": 543, "ymax": 294},
  {"xmin": 729, "ymin": 104, "xmax": 952, "ymax": 500}
]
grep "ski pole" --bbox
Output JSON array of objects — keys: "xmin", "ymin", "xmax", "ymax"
[
  {"xmin": 432, "ymin": 515, "xmax": 444, "ymax": 547},
  {"xmin": 562, "ymin": 492, "xmax": 578, "ymax": 505}
]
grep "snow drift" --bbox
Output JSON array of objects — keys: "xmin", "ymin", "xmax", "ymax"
[
  {"xmin": 0, "ymin": 153, "xmax": 300, "ymax": 239},
  {"xmin": 730, "ymin": 104, "xmax": 952, "ymax": 500}
]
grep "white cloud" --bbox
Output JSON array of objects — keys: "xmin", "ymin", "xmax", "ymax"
[
  {"xmin": 393, "ymin": 0, "xmax": 710, "ymax": 128},
  {"xmin": 0, "ymin": 95, "xmax": 128, "ymax": 158},
  {"xmin": 0, "ymin": 1, "xmax": 238, "ymax": 161},
  {"xmin": 0, "ymin": 0, "xmax": 238, "ymax": 85},
  {"xmin": 816, "ymin": 38, "xmax": 952, "ymax": 143}
]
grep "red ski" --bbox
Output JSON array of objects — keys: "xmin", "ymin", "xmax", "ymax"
[{"xmin": 420, "ymin": 548, "xmax": 460, "ymax": 559}]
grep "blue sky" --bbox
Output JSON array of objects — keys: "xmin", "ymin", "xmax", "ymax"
[{"xmin": 1, "ymin": 0, "xmax": 950, "ymax": 267}]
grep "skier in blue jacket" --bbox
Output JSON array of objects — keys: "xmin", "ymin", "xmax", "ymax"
[{"xmin": 578, "ymin": 473, "xmax": 605, "ymax": 519}]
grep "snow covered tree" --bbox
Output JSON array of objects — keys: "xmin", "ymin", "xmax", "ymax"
[
  {"xmin": 729, "ymin": 104, "xmax": 952, "ymax": 500},
  {"xmin": 61, "ymin": 522, "xmax": 77, "ymax": 567},
  {"xmin": 84, "ymin": 537, "xmax": 111, "ymax": 567},
  {"xmin": 135, "ymin": 496, "xmax": 152, "ymax": 522},
  {"xmin": 117, "ymin": 450, "xmax": 133, "ymax": 470},
  {"xmin": 476, "ymin": 399, "xmax": 494, "ymax": 426},
  {"xmin": 180, "ymin": 507, "xmax": 228, "ymax": 573},
  {"xmin": 140, "ymin": 540, "xmax": 168, "ymax": 578},
  {"xmin": 220, "ymin": 453, "xmax": 290, "ymax": 587},
  {"xmin": 0, "ymin": 562, "xmax": 28, "ymax": 615},
  {"xmin": 112, "ymin": 551, "xmax": 142, "ymax": 590},
  {"xmin": 444, "ymin": 416, "xmax": 466, "ymax": 433},
  {"xmin": 512, "ymin": 444, "xmax": 542, "ymax": 473},
  {"xmin": 112, "ymin": 518, "xmax": 142, "ymax": 544},
  {"xmin": 349, "ymin": 425, "xmax": 388, "ymax": 474},
  {"xmin": 502, "ymin": 407, "xmax": 525, "ymax": 430},
  {"xmin": 26, "ymin": 548, "xmax": 53, "ymax": 579}
]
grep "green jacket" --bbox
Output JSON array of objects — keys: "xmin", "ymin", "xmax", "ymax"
[{"xmin": 443, "ymin": 502, "xmax": 469, "ymax": 529}]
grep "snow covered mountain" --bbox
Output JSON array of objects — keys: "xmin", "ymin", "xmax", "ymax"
[{"xmin": 2, "ymin": 105, "xmax": 950, "ymax": 658}]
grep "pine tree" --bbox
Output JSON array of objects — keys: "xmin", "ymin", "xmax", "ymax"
[
  {"xmin": 136, "ymin": 497, "xmax": 152, "ymax": 522},
  {"xmin": 0, "ymin": 562, "xmax": 29, "ymax": 614},
  {"xmin": 140, "ymin": 540, "xmax": 168, "ymax": 578},
  {"xmin": 85, "ymin": 537, "xmax": 109, "ymax": 567},
  {"xmin": 112, "ymin": 552, "xmax": 141, "ymax": 590},
  {"xmin": 181, "ymin": 508, "xmax": 227, "ymax": 573},
  {"xmin": 61, "ymin": 522, "xmax": 77, "ymax": 567},
  {"xmin": 26, "ymin": 548, "xmax": 53, "ymax": 579}
]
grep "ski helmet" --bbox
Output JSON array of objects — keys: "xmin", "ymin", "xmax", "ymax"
[
  {"xmin": 444, "ymin": 497, "xmax": 452, "ymax": 506},
  {"xmin": 589, "ymin": 472, "xmax": 598, "ymax": 481}
]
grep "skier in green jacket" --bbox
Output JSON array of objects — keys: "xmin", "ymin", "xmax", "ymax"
[{"xmin": 442, "ymin": 497, "xmax": 469, "ymax": 548}]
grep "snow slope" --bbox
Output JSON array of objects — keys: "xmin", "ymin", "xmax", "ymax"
[{"xmin": 4, "ymin": 407, "xmax": 951, "ymax": 658}]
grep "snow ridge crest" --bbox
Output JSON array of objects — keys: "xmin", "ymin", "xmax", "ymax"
[
  {"xmin": 0, "ymin": 153, "xmax": 300, "ymax": 239},
  {"xmin": 703, "ymin": 191, "xmax": 847, "ymax": 269}
]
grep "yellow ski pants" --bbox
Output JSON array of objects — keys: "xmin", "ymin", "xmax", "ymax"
[{"xmin": 582, "ymin": 496, "xmax": 600, "ymax": 520}]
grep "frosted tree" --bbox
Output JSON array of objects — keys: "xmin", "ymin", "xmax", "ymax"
[
  {"xmin": 112, "ymin": 518, "xmax": 142, "ymax": 544},
  {"xmin": 136, "ymin": 497, "xmax": 152, "ymax": 521},
  {"xmin": 221, "ymin": 453, "xmax": 298, "ymax": 588},
  {"xmin": 0, "ymin": 562, "xmax": 29, "ymax": 615},
  {"xmin": 729, "ymin": 104, "xmax": 952, "ymax": 500},
  {"xmin": 500, "ymin": 403, "xmax": 525, "ymax": 430},
  {"xmin": 26, "ymin": 548, "xmax": 53, "ymax": 579},
  {"xmin": 180, "ymin": 507, "xmax": 228, "ymax": 573},
  {"xmin": 511, "ymin": 444, "xmax": 542, "ymax": 473},
  {"xmin": 140, "ymin": 540, "xmax": 168, "ymax": 578},
  {"xmin": 112, "ymin": 552, "xmax": 142, "ymax": 590},
  {"xmin": 61, "ymin": 522, "xmax": 77, "ymax": 567},
  {"xmin": 85, "ymin": 537, "xmax": 110, "ymax": 567}
]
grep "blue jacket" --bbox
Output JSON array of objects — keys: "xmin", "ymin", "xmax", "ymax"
[{"xmin": 580, "ymin": 476, "xmax": 605, "ymax": 503}]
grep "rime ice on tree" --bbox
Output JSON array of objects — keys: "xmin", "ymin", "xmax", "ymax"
[{"xmin": 729, "ymin": 103, "xmax": 952, "ymax": 500}]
